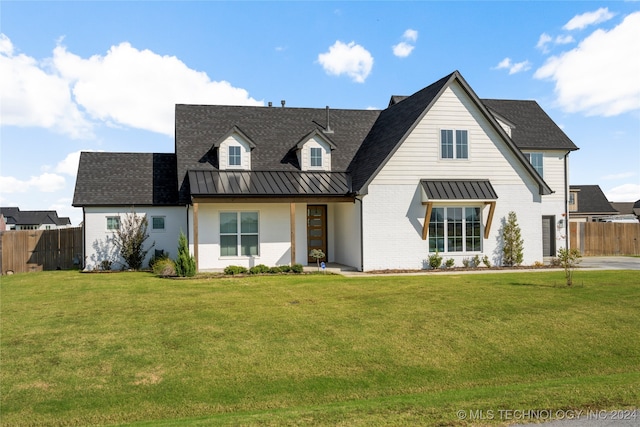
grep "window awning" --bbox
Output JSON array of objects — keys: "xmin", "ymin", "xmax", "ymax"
[
  {"xmin": 420, "ymin": 180, "xmax": 498, "ymax": 202},
  {"xmin": 420, "ymin": 180, "xmax": 498, "ymax": 240}
]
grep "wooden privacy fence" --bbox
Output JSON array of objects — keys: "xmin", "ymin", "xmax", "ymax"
[
  {"xmin": 1, "ymin": 227, "xmax": 83, "ymax": 274},
  {"xmin": 570, "ymin": 222, "xmax": 640, "ymax": 256}
]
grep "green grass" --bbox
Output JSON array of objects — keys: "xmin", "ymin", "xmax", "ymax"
[{"xmin": 1, "ymin": 270, "xmax": 639, "ymax": 426}]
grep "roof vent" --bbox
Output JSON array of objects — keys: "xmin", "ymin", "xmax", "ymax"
[
  {"xmin": 323, "ymin": 105, "xmax": 334, "ymax": 134},
  {"xmin": 268, "ymin": 101, "xmax": 272, "ymax": 107},
  {"xmin": 281, "ymin": 100, "xmax": 286, "ymax": 108}
]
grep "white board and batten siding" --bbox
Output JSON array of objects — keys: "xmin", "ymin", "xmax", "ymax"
[
  {"xmin": 361, "ymin": 82, "xmax": 545, "ymax": 270},
  {"xmin": 83, "ymin": 207, "xmax": 186, "ymax": 271}
]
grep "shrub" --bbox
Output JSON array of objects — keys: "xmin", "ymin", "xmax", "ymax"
[
  {"xmin": 309, "ymin": 249, "xmax": 326, "ymax": 271},
  {"xmin": 249, "ymin": 264, "xmax": 270, "ymax": 275},
  {"xmin": 445, "ymin": 258, "xmax": 455, "ymax": 268},
  {"xmin": 428, "ymin": 252, "xmax": 442, "ymax": 269},
  {"xmin": 175, "ymin": 232, "xmax": 196, "ymax": 277},
  {"xmin": 502, "ymin": 211, "xmax": 524, "ymax": 266},
  {"xmin": 112, "ymin": 210, "xmax": 155, "ymax": 270},
  {"xmin": 153, "ymin": 258, "xmax": 176, "ymax": 277},
  {"xmin": 472, "ymin": 254, "xmax": 481, "ymax": 268},
  {"xmin": 462, "ymin": 258, "xmax": 471, "ymax": 268},
  {"xmin": 482, "ymin": 255, "xmax": 491, "ymax": 268},
  {"xmin": 148, "ymin": 250, "xmax": 168, "ymax": 269},
  {"xmin": 291, "ymin": 264, "xmax": 304, "ymax": 274},
  {"xmin": 224, "ymin": 265, "xmax": 248, "ymax": 275},
  {"xmin": 277, "ymin": 265, "xmax": 291, "ymax": 273}
]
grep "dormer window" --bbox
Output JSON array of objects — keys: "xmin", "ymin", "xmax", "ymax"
[
  {"xmin": 310, "ymin": 147, "xmax": 323, "ymax": 167},
  {"xmin": 214, "ymin": 126, "xmax": 256, "ymax": 171},
  {"xmin": 229, "ymin": 146, "xmax": 242, "ymax": 167}
]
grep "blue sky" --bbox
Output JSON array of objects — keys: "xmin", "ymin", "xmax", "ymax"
[{"xmin": 1, "ymin": 1, "xmax": 639, "ymax": 226}]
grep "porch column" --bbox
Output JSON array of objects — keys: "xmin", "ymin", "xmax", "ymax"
[
  {"xmin": 193, "ymin": 202, "xmax": 199, "ymax": 272},
  {"xmin": 290, "ymin": 202, "xmax": 296, "ymax": 265}
]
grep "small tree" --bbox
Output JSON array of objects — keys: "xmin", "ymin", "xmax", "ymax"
[
  {"xmin": 309, "ymin": 249, "xmax": 325, "ymax": 272},
  {"xmin": 557, "ymin": 247, "xmax": 582, "ymax": 286},
  {"xmin": 113, "ymin": 210, "xmax": 154, "ymax": 270},
  {"xmin": 502, "ymin": 211, "xmax": 524, "ymax": 266},
  {"xmin": 175, "ymin": 231, "xmax": 196, "ymax": 277}
]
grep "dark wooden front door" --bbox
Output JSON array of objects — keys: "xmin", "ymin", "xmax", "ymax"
[{"xmin": 307, "ymin": 205, "xmax": 327, "ymax": 263}]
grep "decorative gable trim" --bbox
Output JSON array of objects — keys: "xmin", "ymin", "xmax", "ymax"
[
  {"xmin": 213, "ymin": 125, "xmax": 256, "ymax": 149},
  {"xmin": 295, "ymin": 129, "xmax": 337, "ymax": 150},
  {"xmin": 295, "ymin": 129, "xmax": 335, "ymax": 171}
]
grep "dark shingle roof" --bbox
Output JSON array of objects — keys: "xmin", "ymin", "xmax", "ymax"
[
  {"xmin": 348, "ymin": 73, "xmax": 454, "ymax": 192},
  {"xmin": 570, "ymin": 185, "xmax": 618, "ymax": 214},
  {"xmin": 0, "ymin": 207, "xmax": 71, "ymax": 226},
  {"xmin": 72, "ymin": 152, "xmax": 178, "ymax": 206},
  {"xmin": 175, "ymin": 105, "xmax": 380, "ymax": 203},
  {"xmin": 482, "ymin": 99, "xmax": 578, "ymax": 151},
  {"xmin": 189, "ymin": 171, "xmax": 351, "ymax": 197}
]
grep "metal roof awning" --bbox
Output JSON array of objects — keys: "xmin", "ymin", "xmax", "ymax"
[
  {"xmin": 419, "ymin": 180, "xmax": 498, "ymax": 240},
  {"xmin": 420, "ymin": 179, "xmax": 498, "ymax": 202},
  {"xmin": 188, "ymin": 170, "xmax": 353, "ymax": 201}
]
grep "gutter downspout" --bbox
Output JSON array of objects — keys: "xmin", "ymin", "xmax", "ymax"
[
  {"xmin": 82, "ymin": 207, "xmax": 86, "ymax": 270},
  {"xmin": 564, "ymin": 152, "xmax": 570, "ymax": 250},
  {"xmin": 356, "ymin": 196, "xmax": 364, "ymax": 272}
]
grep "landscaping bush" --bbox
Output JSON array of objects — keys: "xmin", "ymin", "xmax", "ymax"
[
  {"xmin": 445, "ymin": 258, "xmax": 455, "ymax": 268},
  {"xmin": 428, "ymin": 251, "xmax": 442, "ymax": 269},
  {"xmin": 482, "ymin": 255, "xmax": 491, "ymax": 268},
  {"xmin": 291, "ymin": 263, "xmax": 304, "ymax": 274},
  {"xmin": 153, "ymin": 258, "xmax": 176, "ymax": 277},
  {"xmin": 224, "ymin": 265, "xmax": 248, "ymax": 275},
  {"xmin": 148, "ymin": 250, "xmax": 168, "ymax": 269},
  {"xmin": 113, "ymin": 210, "xmax": 154, "ymax": 270},
  {"xmin": 249, "ymin": 264, "xmax": 270, "ymax": 275},
  {"xmin": 175, "ymin": 232, "xmax": 196, "ymax": 277}
]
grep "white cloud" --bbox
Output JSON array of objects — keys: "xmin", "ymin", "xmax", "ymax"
[
  {"xmin": 602, "ymin": 171, "xmax": 637, "ymax": 180},
  {"xmin": 0, "ymin": 173, "xmax": 66, "ymax": 193},
  {"xmin": 534, "ymin": 12, "xmax": 640, "ymax": 116},
  {"xmin": 564, "ymin": 7, "xmax": 615, "ymax": 31},
  {"xmin": 0, "ymin": 34, "xmax": 93, "ymax": 138},
  {"xmin": 393, "ymin": 29, "xmax": 418, "ymax": 58},
  {"xmin": 55, "ymin": 150, "xmax": 101, "ymax": 177},
  {"xmin": 402, "ymin": 29, "xmax": 418, "ymax": 43},
  {"xmin": 52, "ymin": 42, "xmax": 262, "ymax": 136},
  {"xmin": 536, "ymin": 33, "xmax": 553, "ymax": 53},
  {"xmin": 605, "ymin": 183, "xmax": 640, "ymax": 202},
  {"xmin": 493, "ymin": 57, "xmax": 531, "ymax": 75},
  {"xmin": 555, "ymin": 35, "xmax": 575, "ymax": 45},
  {"xmin": 0, "ymin": 35, "xmax": 263, "ymax": 138},
  {"xmin": 317, "ymin": 41, "xmax": 373, "ymax": 83},
  {"xmin": 392, "ymin": 42, "xmax": 415, "ymax": 58}
]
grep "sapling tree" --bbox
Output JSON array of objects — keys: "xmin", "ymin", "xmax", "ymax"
[
  {"xmin": 309, "ymin": 249, "xmax": 326, "ymax": 272},
  {"xmin": 502, "ymin": 211, "xmax": 524, "ymax": 266},
  {"xmin": 557, "ymin": 247, "xmax": 582, "ymax": 286},
  {"xmin": 113, "ymin": 210, "xmax": 154, "ymax": 270}
]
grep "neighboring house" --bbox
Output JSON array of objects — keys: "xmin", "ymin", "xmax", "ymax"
[
  {"xmin": 568, "ymin": 185, "xmax": 619, "ymax": 222},
  {"xmin": 0, "ymin": 207, "xmax": 72, "ymax": 231},
  {"xmin": 607, "ymin": 201, "xmax": 640, "ymax": 223},
  {"xmin": 73, "ymin": 71, "xmax": 578, "ymax": 271}
]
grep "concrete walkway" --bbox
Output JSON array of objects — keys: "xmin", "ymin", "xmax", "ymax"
[{"xmin": 315, "ymin": 256, "xmax": 640, "ymax": 277}]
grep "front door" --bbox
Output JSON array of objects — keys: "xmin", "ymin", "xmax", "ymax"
[
  {"xmin": 307, "ymin": 205, "xmax": 327, "ymax": 263},
  {"xmin": 542, "ymin": 216, "xmax": 556, "ymax": 257}
]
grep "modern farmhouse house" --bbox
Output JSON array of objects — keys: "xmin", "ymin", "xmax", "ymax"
[{"xmin": 73, "ymin": 71, "xmax": 578, "ymax": 271}]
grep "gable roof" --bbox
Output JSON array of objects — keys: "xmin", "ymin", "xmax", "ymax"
[
  {"xmin": 570, "ymin": 185, "xmax": 618, "ymax": 214},
  {"xmin": 72, "ymin": 152, "xmax": 178, "ymax": 206},
  {"xmin": 0, "ymin": 207, "xmax": 71, "ymax": 226},
  {"xmin": 175, "ymin": 105, "xmax": 380, "ymax": 203},
  {"xmin": 348, "ymin": 71, "xmax": 553, "ymax": 196},
  {"xmin": 482, "ymin": 99, "xmax": 578, "ymax": 151}
]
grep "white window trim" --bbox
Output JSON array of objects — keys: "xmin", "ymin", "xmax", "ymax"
[
  {"xmin": 428, "ymin": 205, "xmax": 483, "ymax": 253},
  {"xmin": 219, "ymin": 211, "xmax": 260, "ymax": 258},
  {"xmin": 151, "ymin": 216, "xmax": 166, "ymax": 232},
  {"xmin": 106, "ymin": 216, "xmax": 121, "ymax": 231},
  {"xmin": 310, "ymin": 147, "xmax": 323, "ymax": 168},
  {"xmin": 524, "ymin": 152, "xmax": 544, "ymax": 178},
  {"xmin": 439, "ymin": 129, "xmax": 469, "ymax": 160}
]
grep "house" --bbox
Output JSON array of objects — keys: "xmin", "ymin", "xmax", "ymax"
[
  {"xmin": 0, "ymin": 207, "xmax": 72, "ymax": 231},
  {"xmin": 609, "ymin": 201, "xmax": 640, "ymax": 223},
  {"xmin": 73, "ymin": 71, "xmax": 578, "ymax": 271},
  {"xmin": 568, "ymin": 185, "xmax": 619, "ymax": 222}
]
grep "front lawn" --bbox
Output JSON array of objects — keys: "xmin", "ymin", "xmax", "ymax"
[{"xmin": 1, "ymin": 270, "xmax": 638, "ymax": 426}]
